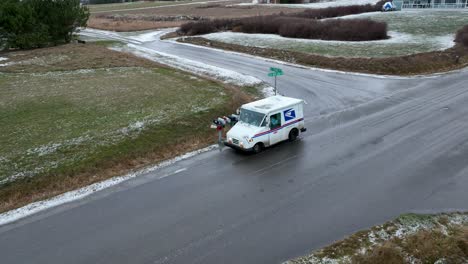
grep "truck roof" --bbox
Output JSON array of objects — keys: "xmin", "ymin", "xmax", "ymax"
[{"xmin": 241, "ymin": 95, "xmax": 303, "ymax": 114}]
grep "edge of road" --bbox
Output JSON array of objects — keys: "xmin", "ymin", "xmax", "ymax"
[
  {"xmin": 0, "ymin": 146, "xmax": 217, "ymax": 227},
  {"xmin": 168, "ymin": 38, "xmax": 468, "ymax": 80}
]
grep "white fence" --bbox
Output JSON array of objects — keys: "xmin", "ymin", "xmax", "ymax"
[{"xmin": 402, "ymin": 0, "xmax": 468, "ymax": 8}]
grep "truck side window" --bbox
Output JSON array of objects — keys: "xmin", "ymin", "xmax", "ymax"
[{"xmin": 270, "ymin": 113, "xmax": 281, "ymax": 129}]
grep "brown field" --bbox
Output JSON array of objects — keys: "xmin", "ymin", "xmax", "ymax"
[{"xmin": 88, "ymin": 0, "xmax": 307, "ymax": 31}]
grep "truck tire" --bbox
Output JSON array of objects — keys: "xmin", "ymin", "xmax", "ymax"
[
  {"xmin": 253, "ymin": 143, "xmax": 263, "ymax": 153},
  {"xmin": 288, "ymin": 129, "xmax": 299, "ymax": 142}
]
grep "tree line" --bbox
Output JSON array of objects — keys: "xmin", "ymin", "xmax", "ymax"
[{"xmin": 0, "ymin": 0, "xmax": 89, "ymax": 50}]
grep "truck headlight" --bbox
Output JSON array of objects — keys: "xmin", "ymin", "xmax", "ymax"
[
  {"xmin": 239, "ymin": 142, "xmax": 244, "ymax": 148},
  {"xmin": 228, "ymin": 137, "xmax": 233, "ymax": 144}
]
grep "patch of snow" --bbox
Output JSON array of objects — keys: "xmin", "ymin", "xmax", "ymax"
[
  {"xmin": 239, "ymin": 0, "xmax": 378, "ymax": 8},
  {"xmin": 0, "ymin": 164, "xmax": 59, "ymax": 186},
  {"xmin": 434, "ymin": 34, "xmax": 456, "ymax": 50},
  {"xmin": 27, "ymin": 143, "xmax": 62, "ymax": 157},
  {"xmin": 202, "ymin": 31, "xmax": 441, "ymax": 46},
  {"xmin": 0, "ymin": 59, "xmax": 14, "ymax": 67},
  {"xmin": 262, "ymin": 86, "xmax": 276, "ymax": 97},
  {"xmin": 118, "ymin": 119, "xmax": 161, "ymax": 135},
  {"xmin": 80, "ymin": 28, "xmax": 143, "ymax": 45},
  {"xmin": 117, "ymin": 44, "xmax": 263, "ymax": 87},
  {"xmin": 0, "ymin": 145, "xmax": 218, "ymax": 226},
  {"xmin": 129, "ymin": 31, "xmax": 165, "ymax": 42},
  {"xmin": 172, "ymin": 37, "xmax": 444, "ymax": 80},
  {"xmin": 130, "ymin": 120, "xmax": 145, "ymax": 130}
]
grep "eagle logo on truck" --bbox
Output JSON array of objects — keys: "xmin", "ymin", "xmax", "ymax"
[{"xmin": 284, "ymin": 108, "xmax": 296, "ymax": 121}]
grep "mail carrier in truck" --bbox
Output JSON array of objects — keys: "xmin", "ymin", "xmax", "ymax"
[{"xmin": 224, "ymin": 95, "xmax": 306, "ymax": 153}]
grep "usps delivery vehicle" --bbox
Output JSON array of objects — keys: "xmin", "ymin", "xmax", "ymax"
[{"xmin": 224, "ymin": 95, "xmax": 306, "ymax": 153}]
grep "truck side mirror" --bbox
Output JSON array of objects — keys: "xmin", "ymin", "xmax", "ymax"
[{"xmin": 236, "ymin": 108, "xmax": 240, "ymax": 115}]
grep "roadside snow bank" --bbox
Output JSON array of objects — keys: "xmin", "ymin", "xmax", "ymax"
[
  {"xmin": 0, "ymin": 145, "xmax": 217, "ymax": 226},
  {"xmin": 118, "ymin": 44, "xmax": 263, "ymax": 87},
  {"xmin": 129, "ymin": 31, "xmax": 165, "ymax": 42}
]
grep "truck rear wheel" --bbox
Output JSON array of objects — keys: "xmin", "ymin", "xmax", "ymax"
[{"xmin": 288, "ymin": 129, "xmax": 299, "ymax": 142}]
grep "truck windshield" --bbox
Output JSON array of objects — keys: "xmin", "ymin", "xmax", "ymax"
[{"xmin": 239, "ymin": 109, "xmax": 265, "ymax": 127}]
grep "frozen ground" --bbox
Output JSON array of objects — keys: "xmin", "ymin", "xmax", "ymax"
[{"xmin": 201, "ymin": 10, "xmax": 468, "ymax": 58}]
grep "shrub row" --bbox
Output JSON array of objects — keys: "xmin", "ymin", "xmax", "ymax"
[
  {"xmin": 287, "ymin": 0, "xmax": 386, "ymax": 19},
  {"xmin": 279, "ymin": 18, "xmax": 388, "ymax": 41},
  {"xmin": 178, "ymin": 1, "xmax": 389, "ymax": 41},
  {"xmin": 455, "ymin": 25, "xmax": 468, "ymax": 47},
  {"xmin": 179, "ymin": 19, "xmax": 237, "ymax": 36},
  {"xmin": 179, "ymin": 16, "xmax": 388, "ymax": 41}
]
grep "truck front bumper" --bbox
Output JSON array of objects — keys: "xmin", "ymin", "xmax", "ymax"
[{"xmin": 224, "ymin": 141, "xmax": 254, "ymax": 152}]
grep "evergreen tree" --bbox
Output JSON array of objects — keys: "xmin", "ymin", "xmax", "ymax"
[{"xmin": 0, "ymin": 0, "xmax": 89, "ymax": 49}]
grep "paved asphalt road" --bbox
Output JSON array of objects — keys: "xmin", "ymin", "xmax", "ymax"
[{"xmin": 1, "ymin": 31, "xmax": 467, "ymax": 264}]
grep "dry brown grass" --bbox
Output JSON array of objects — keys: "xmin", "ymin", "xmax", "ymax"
[
  {"xmin": 87, "ymin": 17, "xmax": 184, "ymax": 31},
  {"xmin": 87, "ymin": 1, "xmax": 306, "ymax": 31},
  {"xmin": 180, "ymin": 37, "xmax": 468, "ymax": 76},
  {"xmin": 402, "ymin": 227, "xmax": 468, "ymax": 264},
  {"xmin": 352, "ymin": 226, "xmax": 468, "ymax": 264},
  {"xmin": 351, "ymin": 242, "xmax": 405, "ymax": 264}
]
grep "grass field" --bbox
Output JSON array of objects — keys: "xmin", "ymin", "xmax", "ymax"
[
  {"xmin": 201, "ymin": 10, "xmax": 468, "ymax": 58},
  {"xmin": 0, "ymin": 67, "xmax": 226, "ymax": 183},
  {"xmin": 0, "ymin": 43, "xmax": 249, "ymax": 212}
]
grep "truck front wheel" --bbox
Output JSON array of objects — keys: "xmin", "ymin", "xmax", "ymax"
[
  {"xmin": 288, "ymin": 129, "xmax": 299, "ymax": 142},
  {"xmin": 253, "ymin": 143, "xmax": 263, "ymax": 153}
]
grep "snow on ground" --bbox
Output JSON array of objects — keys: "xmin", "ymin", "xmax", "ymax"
[
  {"xmin": 203, "ymin": 30, "xmax": 447, "ymax": 46},
  {"xmin": 238, "ymin": 0, "xmax": 378, "ymax": 8},
  {"xmin": 80, "ymin": 28, "xmax": 143, "ymax": 45},
  {"xmin": 0, "ymin": 145, "xmax": 217, "ymax": 226},
  {"xmin": 128, "ymin": 31, "xmax": 166, "ymax": 42},
  {"xmin": 0, "ymin": 57, "xmax": 12, "ymax": 67},
  {"xmin": 201, "ymin": 30, "xmax": 455, "ymax": 58},
  {"xmin": 117, "ymin": 44, "xmax": 263, "ymax": 87}
]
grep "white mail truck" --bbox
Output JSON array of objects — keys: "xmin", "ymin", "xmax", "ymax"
[{"xmin": 224, "ymin": 95, "xmax": 306, "ymax": 153}]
